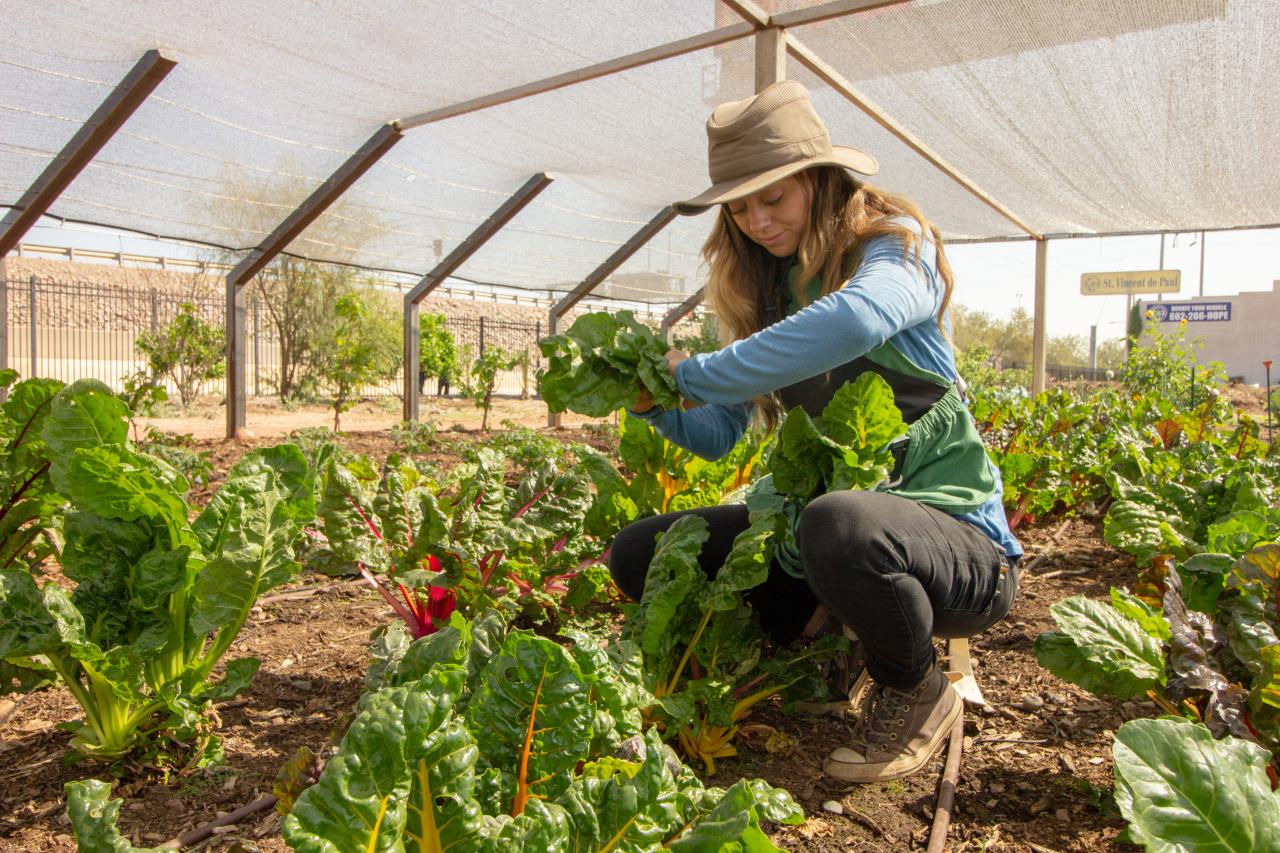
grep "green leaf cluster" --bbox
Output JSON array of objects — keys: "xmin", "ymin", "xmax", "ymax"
[
  {"xmin": 275, "ymin": 618, "xmax": 801, "ymax": 851},
  {"xmin": 538, "ymin": 311, "xmax": 679, "ymax": 417},
  {"xmin": 0, "ymin": 435, "xmax": 314, "ymax": 761},
  {"xmin": 769, "ymin": 373, "xmax": 905, "ymax": 503}
]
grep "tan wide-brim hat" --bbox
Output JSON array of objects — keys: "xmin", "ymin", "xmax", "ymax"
[{"xmin": 673, "ymin": 80, "xmax": 878, "ymax": 216}]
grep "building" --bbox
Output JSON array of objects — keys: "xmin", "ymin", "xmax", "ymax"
[{"xmin": 1138, "ymin": 281, "xmax": 1280, "ymax": 385}]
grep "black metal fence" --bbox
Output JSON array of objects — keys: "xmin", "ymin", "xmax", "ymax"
[{"xmin": 1, "ymin": 275, "xmax": 548, "ymax": 402}]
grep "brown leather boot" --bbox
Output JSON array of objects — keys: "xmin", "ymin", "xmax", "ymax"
[{"xmin": 824, "ymin": 663, "xmax": 960, "ymax": 783}]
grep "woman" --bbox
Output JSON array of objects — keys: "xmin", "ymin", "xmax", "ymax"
[{"xmin": 608, "ymin": 80, "xmax": 1022, "ymax": 784}]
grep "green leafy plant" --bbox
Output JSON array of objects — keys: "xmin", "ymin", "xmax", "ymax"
[
  {"xmin": 0, "ymin": 442, "xmax": 314, "ymax": 762},
  {"xmin": 1113, "ymin": 717, "xmax": 1280, "ymax": 852},
  {"xmin": 390, "ymin": 419, "xmax": 439, "ymax": 455},
  {"xmin": 313, "ymin": 289, "xmax": 400, "ymax": 431},
  {"xmin": 539, "ymin": 310, "xmax": 679, "ymax": 416},
  {"xmin": 417, "ymin": 311, "xmax": 458, "ymax": 395},
  {"xmin": 129, "ymin": 302, "xmax": 226, "ymax": 410},
  {"xmin": 471, "ymin": 345, "xmax": 522, "ymax": 430},
  {"xmin": 272, "ymin": 618, "xmax": 803, "ymax": 851}
]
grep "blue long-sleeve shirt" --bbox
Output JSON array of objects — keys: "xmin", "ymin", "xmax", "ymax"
[{"xmin": 635, "ymin": 221, "xmax": 1022, "ymax": 558}]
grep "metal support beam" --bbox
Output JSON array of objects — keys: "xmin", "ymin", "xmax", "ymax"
[
  {"xmin": 0, "ymin": 49, "xmax": 176, "ymax": 257},
  {"xmin": 770, "ymin": 0, "xmax": 907, "ymax": 29},
  {"xmin": 403, "ymin": 172, "xmax": 554, "ymax": 422},
  {"xmin": 225, "ymin": 123, "xmax": 402, "ymax": 438},
  {"xmin": 543, "ymin": 208, "xmax": 678, "ymax": 428},
  {"xmin": 1031, "ymin": 238, "xmax": 1048, "ymax": 394},
  {"xmin": 755, "ymin": 27, "xmax": 787, "ymax": 91},
  {"xmin": 398, "ymin": 24, "xmax": 756, "ymax": 130},
  {"xmin": 786, "ymin": 37, "xmax": 1040, "ymax": 240},
  {"xmin": 661, "ymin": 290, "xmax": 706, "ymax": 343}
]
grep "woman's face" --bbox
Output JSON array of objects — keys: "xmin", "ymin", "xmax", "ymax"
[{"xmin": 726, "ymin": 174, "xmax": 811, "ymax": 257}]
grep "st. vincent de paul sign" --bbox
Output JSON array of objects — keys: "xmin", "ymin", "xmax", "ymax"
[{"xmin": 1080, "ymin": 270, "xmax": 1181, "ymax": 296}]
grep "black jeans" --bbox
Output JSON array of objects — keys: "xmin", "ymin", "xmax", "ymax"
[{"xmin": 609, "ymin": 491, "xmax": 1016, "ymax": 690}]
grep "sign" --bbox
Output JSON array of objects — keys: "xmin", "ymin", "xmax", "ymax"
[
  {"xmin": 1149, "ymin": 301, "xmax": 1232, "ymax": 322},
  {"xmin": 1080, "ymin": 270, "xmax": 1181, "ymax": 295}
]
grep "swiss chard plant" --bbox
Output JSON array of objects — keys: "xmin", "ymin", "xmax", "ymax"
[
  {"xmin": 624, "ymin": 512, "xmax": 844, "ymax": 773},
  {"xmin": 1035, "ymin": 543, "xmax": 1280, "ymax": 850},
  {"xmin": 624, "ymin": 374, "xmax": 905, "ymax": 773},
  {"xmin": 0, "ymin": 375, "xmax": 134, "ymax": 695},
  {"xmin": 315, "ymin": 447, "xmax": 606, "ymax": 635},
  {"xmin": 0, "ymin": 441, "xmax": 314, "ymax": 762},
  {"xmin": 539, "ymin": 310, "xmax": 680, "ymax": 416}
]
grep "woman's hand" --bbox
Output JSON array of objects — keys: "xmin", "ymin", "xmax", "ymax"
[
  {"xmin": 633, "ymin": 388, "xmax": 655, "ymax": 414},
  {"xmin": 664, "ymin": 349, "xmax": 703, "ymax": 409}
]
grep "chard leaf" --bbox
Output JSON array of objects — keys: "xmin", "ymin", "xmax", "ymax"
[
  {"xmin": 61, "ymin": 447, "xmax": 191, "ymax": 547},
  {"xmin": 1034, "ymin": 595, "xmax": 1164, "ymax": 699},
  {"xmin": 317, "ymin": 455, "xmax": 386, "ymax": 574},
  {"xmin": 42, "ymin": 379, "xmax": 129, "ymax": 490},
  {"xmin": 1104, "ymin": 500, "xmax": 1193, "ymax": 564},
  {"xmin": 1111, "ymin": 588, "xmax": 1171, "ymax": 641},
  {"xmin": 1178, "ymin": 553, "xmax": 1234, "ymax": 613},
  {"xmin": 64, "ymin": 779, "xmax": 159, "ymax": 852},
  {"xmin": 0, "ymin": 569, "xmax": 63, "ymax": 660},
  {"xmin": 1206, "ymin": 510, "xmax": 1280, "ymax": 558},
  {"xmin": 578, "ymin": 449, "xmax": 638, "ymax": 539},
  {"xmin": 666, "ymin": 777, "xmax": 802, "ymax": 851},
  {"xmin": 702, "ymin": 507, "xmax": 776, "ymax": 613},
  {"xmin": 539, "ymin": 311, "xmax": 679, "ymax": 417},
  {"xmin": 554, "ymin": 728, "xmax": 672, "ymax": 850},
  {"xmin": 283, "ymin": 667, "xmax": 486, "ymax": 852},
  {"xmin": 769, "ymin": 409, "xmax": 825, "ymax": 502},
  {"xmin": 198, "ymin": 657, "xmax": 260, "ymax": 702},
  {"xmin": 466, "ymin": 632, "xmax": 594, "ymax": 812},
  {"xmin": 1114, "ymin": 717, "xmax": 1280, "ymax": 853},
  {"xmin": 190, "ymin": 445, "xmax": 313, "ymax": 638},
  {"xmin": 633, "ymin": 515, "xmax": 709, "ymax": 670}
]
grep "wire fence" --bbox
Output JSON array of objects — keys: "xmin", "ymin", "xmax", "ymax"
[{"xmin": 1, "ymin": 274, "xmax": 548, "ymax": 403}]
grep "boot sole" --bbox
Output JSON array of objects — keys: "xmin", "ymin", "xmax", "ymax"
[{"xmin": 823, "ymin": 686, "xmax": 963, "ymax": 783}]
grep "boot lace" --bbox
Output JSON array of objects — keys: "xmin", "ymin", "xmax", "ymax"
[{"xmin": 851, "ymin": 683, "xmax": 913, "ymax": 750}]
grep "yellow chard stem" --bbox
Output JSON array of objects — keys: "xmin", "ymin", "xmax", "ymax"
[{"xmin": 667, "ymin": 607, "xmax": 712, "ymax": 696}]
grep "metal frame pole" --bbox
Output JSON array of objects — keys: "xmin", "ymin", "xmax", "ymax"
[
  {"xmin": 1032, "ymin": 239, "xmax": 1048, "ymax": 394},
  {"xmin": 0, "ymin": 50, "xmax": 176, "ymax": 257},
  {"xmin": 404, "ymin": 173, "xmax": 554, "ymax": 421}
]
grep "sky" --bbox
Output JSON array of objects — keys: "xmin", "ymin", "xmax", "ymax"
[{"xmin": 15, "ymin": 216, "xmax": 1280, "ymax": 346}]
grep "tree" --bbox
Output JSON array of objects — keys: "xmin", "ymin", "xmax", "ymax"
[
  {"xmin": 313, "ymin": 290, "xmax": 401, "ymax": 431},
  {"xmin": 418, "ymin": 313, "xmax": 458, "ymax": 396},
  {"xmin": 470, "ymin": 346, "xmax": 521, "ymax": 431},
  {"xmin": 131, "ymin": 303, "xmax": 226, "ymax": 409},
  {"xmin": 253, "ymin": 258, "xmax": 355, "ymax": 400}
]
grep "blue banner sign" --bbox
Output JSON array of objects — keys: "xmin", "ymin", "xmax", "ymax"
[{"xmin": 1149, "ymin": 301, "xmax": 1232, "ymax": 322}]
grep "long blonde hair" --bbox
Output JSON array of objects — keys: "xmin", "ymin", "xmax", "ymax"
[{"xmin": 702, "ymin": 166, "xmax": 955, "ymax": 427}]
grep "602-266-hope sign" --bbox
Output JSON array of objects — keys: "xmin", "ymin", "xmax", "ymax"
[{"xmin": 1148, "ymin": 301, "xmax": 1232, "ymax": 322}]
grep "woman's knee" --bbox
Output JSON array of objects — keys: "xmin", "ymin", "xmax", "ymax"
[{"xmin": 796, "ymin": 491, "xmax": 900, "ymax": 585}]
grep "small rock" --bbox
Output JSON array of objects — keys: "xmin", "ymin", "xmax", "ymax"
[
  {"xmin": 1018, "ymin": 694, "xmax": 1045, "ymax": 712},
  {"xmin": 1010, "ymin": 621, "xmax": 1030, "ymax": 630},
  {"xmin": 1060, "ymin": 753, "xmax": 1076, "ymax": 773},
  {"xmin": 167, "ymin": 799, "xmax": 186, "ymax": 815},
  {"xmin": 1046, "ymin": 692, "xmax": 1069, "ymax": 706},
  {"xmin": 1029, "ymin": 796, "xmax": 1051, "ymax": 815},
  {"xmin": 1088, "ymin": 756, "xmax": 1105, "ymax": 765},
  {"xmin": 988, "ymin": 782, "xmax": 1005, "ymax": 794},
  {"xmin": 143, "ymin": 833, "xmax": 167, "ymax": 842},
  {"xmin": 1121, "ymin": 701, "xmax": 1138, "ymax": 716},
  {"xmin": 822, "ymin": 800, "xmax": 844, "ymax": 815},
  {"xmin": 290, "ymin": 680, "xmax": 313, "ymax": 692},
  {"xmin": 1015, "ymin": 781, "xmax": 1035, "ymax": 793},
  {"xmin": 280, "ymin": 657, "xmax": 294, "ymax": 668},
  {"xmin": 1054, "ymin": 808, "xmax": 1071, "ymax": 822}
]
